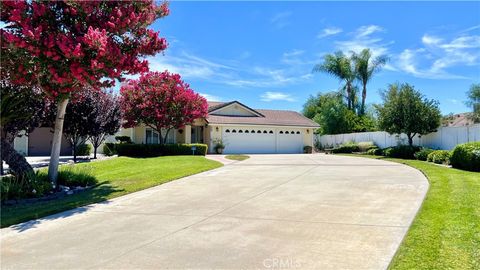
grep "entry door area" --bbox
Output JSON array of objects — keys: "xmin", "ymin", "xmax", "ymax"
[{"xmin": 221, "ymin": 127, "xmax": 304, "ymax": 154}]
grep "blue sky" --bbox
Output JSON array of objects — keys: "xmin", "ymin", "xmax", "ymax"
[{"xmin": 149, "ymin": 1, "xmax": 480, "ymax": 114}]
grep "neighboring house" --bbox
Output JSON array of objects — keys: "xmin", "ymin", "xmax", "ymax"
[
  {"xmin": 116, "ymin": 101, "xmax": 320, "ymax": 154},
  {"xmin": 442, "ymin": 113, "xmax": 475, "ymax": 127},
  {"xmin": 14, "ymin": 100, "xmax": 319, "ymax": 155}
]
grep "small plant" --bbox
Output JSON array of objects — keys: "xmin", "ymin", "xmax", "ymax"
[
  {"xmin": 382, "ymin": 145, "xmax": 421, "ymax": 159},
  {"xmin": 357, "ymin": 141, "xmax": 377, "ymax": 152},
  {"xmin": 115, "ymin": 136, "xmax": 132, "ymax": 144},
  {"xmin": 76, "ymin": 144, "xmax": 92, "ymax": 156},
  {"xmin": 303, "ymin": 145, "xmax": 313, "ymax": 153},
  {"xmin": 213, "ymin": 139, "xmax": 225, "ymax": 154},
  {"xmin": 450, "ymin": 142, "xmax": 480, "ymax": 171},
  {"xmin": 427, "ymin": 150, "xmax": 452, "ymax": 165},
  {"xmin": 414, "ymin": 148, "xmax": 435, "ymax": 161},
  {"xmin": 366, "ymin": 148, "xmax": 383, "ymax": 156},
  {"xmin": 1, "ymin": 172, "xmax": 53, "ymax": 202},
  {"xmin": 332, "ymin": 142, "xmax": 359, "ymax": 153}
]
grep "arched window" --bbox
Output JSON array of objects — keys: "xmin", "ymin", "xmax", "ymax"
[
  {"xmin": 239, "ymin": 130, "xmax": 243, "ymax": 133},
  {"xmin": 257, "ymin": 130, "xmax": 262, "ymax": 133},
  {"xmin": 296, "ymin": 131, "xmax": 300, "ymax": 134},
  {"xmin": 232, "ymin": 129, "xmax": 237, "ymax": 133},
  {"xmin": 263, "ymin": 130, "xmax": 267, "ymax": 133},
  {"xmin": 279, "ymin": 131, "xmax": 284, "ymax": 134},
  {"xmin": 245, "ymin": 130, "xmax": 249, "ymax": 133},
  {"xmin": 225, "ymin": 129, "xmax": 230, "ymax": 133},
  {"xmin": 269, "ymin": 130, "xmax": 274, "ymax": 134},
  {"xmin": 251, "ymin": 130, "xmax": 256, "ymax": 133}
]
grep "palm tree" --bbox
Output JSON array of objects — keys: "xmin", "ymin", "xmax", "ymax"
[
  {"xmin": 352, "ymin": 49, "xmax": 388, "ymax": 115},
  {"xmin": 313, "ymin": 51, "xmax": 356, "ymax": 111}
]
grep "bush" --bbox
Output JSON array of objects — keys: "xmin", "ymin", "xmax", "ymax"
[
  {"xmin": 56, "ymin": 165, "xmax": 97, "ymax": 187},
  {"xmin": 1, "ymin": 172, "xmax": 52, "ymax": 202},
  {"xmin": 427, "ymin": 150, "xmax": 451, "ymax": 164},
  {"xmin": 115, "ymin": 136, "xmax": 132, "ymax": 144},
  {"xmin": 450, "ymin": 142, "xmax": 480, "ymax": 172},
  {"xmin": 382, "ymin": 145, "xmax": 421, "ymax": 159},
  {"xmin": 117, "ymin": 143, "xmax": 208, "ymax": 157},
  {"xmin": 303, "ymin": 146, "xmax": 313, "ymax": 153},
  {"xmin": 366, "ymin": 147, "xmax": 383, "ymax": 156},
  {"xmin": 103, "ymin": 143, "xmax": 118, "ymax": 156},
  {"xmin": 357, "ymin": 141, "xmax": 377, "ymax": 152},
  {"xmin": 76, "ymin": 144, "xmax": 92, "ymax": 156},
  {"xmin": 332, "ymin": 142, "xmax": 360, "ymax": 153},
  {"xmin": 414, "ymin": 148, "xmax": 435, "ymax": 161}
]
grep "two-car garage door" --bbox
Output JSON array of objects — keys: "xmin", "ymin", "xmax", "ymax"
[{"xmin": 222, "ymin": 127, "xmax": 304, "ymax": 154}]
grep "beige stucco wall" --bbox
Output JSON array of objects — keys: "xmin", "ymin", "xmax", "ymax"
[{"xmin": 213, "ymin": 104, "xmax": 255, "ymax": 116}]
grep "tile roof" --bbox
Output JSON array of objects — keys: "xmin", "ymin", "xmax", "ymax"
[
  {"xmin": 206, "ymin": 101, "xmax": 319, "ymax": 127},
  {"xmin": 442, "ymin": 113, "xmax": 475, "ymax": 127}
]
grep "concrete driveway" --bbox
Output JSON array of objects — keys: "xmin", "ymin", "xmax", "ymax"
[{"xmin": 1, "ymin": 154, "xmax": 428, "ymax": 269}]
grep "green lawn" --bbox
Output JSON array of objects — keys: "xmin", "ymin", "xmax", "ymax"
[
  {"xmin": 1, "ymin": 156, "xmax": 222, "ymax": 228},
  {"xmin": 225, "ymin": 155, "xmax": 250, "ymax": 161},
  {"xmin": 343, "ymin": 154, "xmax": 480, "ymax": 270}
]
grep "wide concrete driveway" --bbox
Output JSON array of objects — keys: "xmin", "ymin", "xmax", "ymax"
[{"xmin": 1, "ymin": 154, "xmax": 428, "ymax": 269}]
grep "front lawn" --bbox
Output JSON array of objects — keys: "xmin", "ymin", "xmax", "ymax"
[
  {"xmin": 343, "ymin": 154, "xmax": 480, "ymax": 269},
  {"xmin": 1, "ymin": 156, "xmax": 222, "ymax": 228},
  {"xmin": 225, "ymin": 155, "xmax": 250, "ymax": 161}
]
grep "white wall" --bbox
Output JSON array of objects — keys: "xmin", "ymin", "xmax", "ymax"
[{"xmin": 316, "ymin": 124, "xmax": 480, "ymax": 150}]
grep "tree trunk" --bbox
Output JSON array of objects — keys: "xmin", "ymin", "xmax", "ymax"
[
  {"xmin": 346, "ymin": 84, "xmax": 352, "ymax": 110},
  {"xmin": 48, "ymin": 98, "xmax": 69, "ymax": 187},
  {"xmin": 163, "ymin": 129, "xmax": 171, "ymax": 144},
  {"xmin": 93, "ymin": 145, "xmax": 98, "ymax": 159},
  {"xmin": 1, "ymin": 137, "xmax": 34, "ymax": 177},
  {"xmin": 360, "ymin": 83, "xmax": 367, "ymax": 115},
  {"xmin": 407, "ymin": 134, "xmax": 413, "ymax": 146}
]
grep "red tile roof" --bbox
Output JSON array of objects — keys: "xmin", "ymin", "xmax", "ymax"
[{"xmin": 206, "ymin": 101, "xmax": 319, "ymax": 127}]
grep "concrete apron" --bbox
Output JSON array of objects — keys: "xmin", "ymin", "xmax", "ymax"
[{"xmin": 1, "ymin": 154, "xmax": 428, "ymax": 270}]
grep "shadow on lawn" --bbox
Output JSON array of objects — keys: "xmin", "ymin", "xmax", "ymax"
[{"xmin": 2, "ymin": 182, "xmax": 124, "ymax": 232}]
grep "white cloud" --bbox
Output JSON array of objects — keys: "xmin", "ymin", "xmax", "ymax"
[
  {"xmin": 270, "ymin": 11, "xmax": 292, "ymax": 29},
  {"xmin": 317, "ymin": 27, "xmax": 343, "ymax": 39},
  {"xmin": 260, "ymin": 91, "xmax": 296, "ymax": 102},
  {"xmin": 199, "ymin": 93, "xmax": 222, "ymax": 102},
  {"xmin": 335, "ymin": 25, "xmax": 391, "ymax": 58}
]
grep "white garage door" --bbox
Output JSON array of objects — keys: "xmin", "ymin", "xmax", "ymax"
[{"xmin": 222, "ymin": 127, "xmax": 304, "ymax": 154}]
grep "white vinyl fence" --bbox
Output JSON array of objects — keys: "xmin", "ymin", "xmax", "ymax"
[{"xmin": 316, "ymin": 124, "xmax": 480, "ymax": 150}]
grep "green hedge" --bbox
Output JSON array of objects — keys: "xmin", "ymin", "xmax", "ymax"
[
  {"xmin": 366, "ymin": 147, "xmax": 383, "ymax": 156},
  {"xmin": 76, "ymin": 144, "xmax": 92, "ymax": 156},
  {"xmin": 427, "ymin": 150, "xmax": 451, "ymax": 164},
  {"xmin": 116, "ymin": 143, "xmax": 208, "ymax": 157},
  {"xmin": 332, "ymin": 142, "xmax": 360, "ymax": 153},
  {"xmin": 103, "ymin": 143, "xmax": 118, "ymax": 156},
  {"xmin": 383, "ymin": 145, "xmax": 421, "ymax": 159},
  {"xmin": 450, "ymin": 142, "xmax": 480, "ymax": 172},
  {"xmin": 414, "ymin": 148, "xmax": 435, "ymax": 161}
]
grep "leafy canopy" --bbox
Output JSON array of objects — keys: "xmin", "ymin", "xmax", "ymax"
[
  {"xmin": 466, "ymin": 83, "xmax": 480, "ymax": 122},
  {"xmin": 376, "ymin": 83, "xmax": 441, "ymax": 145}
]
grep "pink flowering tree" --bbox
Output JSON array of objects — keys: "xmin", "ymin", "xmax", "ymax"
[
  {"xmin": 120, "ymin": 71, "xmax": 208, "ymax": 144},
  {"xmin": 1, "ymin": 1, "xmax": 169, "ymax": 185}
]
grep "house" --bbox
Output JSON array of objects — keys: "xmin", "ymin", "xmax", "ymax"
[
  {"xmin": 13, "ymin": 100, "xmax": 320, "ymax": 155},
  {"xmin": 116, "ymin": 101, "xmax": 320, "ymax": 154}
]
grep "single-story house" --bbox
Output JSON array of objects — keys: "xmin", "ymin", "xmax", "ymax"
[
  {"xmin": 116, "ymin": 101, "xmax": 320, "ymax": 154},
  {"xmin": 13, "ymin": 100, "xmax": 319, "ymax": 155}
]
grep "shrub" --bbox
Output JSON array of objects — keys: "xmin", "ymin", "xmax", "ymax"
[
  {"xmin": 366, "ymin": 148, "xmax": 383, "ymax": 156},
  {"xmin": 76, "ymin": 144, "xmax": 92, "ymax": 156},
  {"xmin": 382, "ymin": 145, "xmax": 421, "ymax": 159},
  {"xmin": 427, "ymin": 150, "xmax": 452, "ymax": 164},
  {"xmin": 357, "ymin": 141, "xmax": 377, "ymax": 152},
  {"xmin": 303, "ymin": 146, "xmax": 313, "ymax": 153},
  {"xmin": 1, "ymin": 172, "xmax": 52, "ymax": 202},
  {"xmin": 56, "ymin": 165, "xmax": 97, "ymax": 187},
  {"xmin": 115, "ymin": 136, "xmax": 132, "ymax": 144},
  {"xmin": 331, "ymin": 142, "xmax": 360, "ymax": 153},
  {"xmin": 103, "ymin": 143, "xmax": 118, "ymax": 156},
  {"xmin": 414, "ymin": 148, "xmax": 435, "ymax": 161},
  {"xmin": 450, "ymin": 142, "xmax": 480, "ymax": 172},
  {"xmin": 117, "ymin": 143, "xmax": 208, "ymax": 157}
]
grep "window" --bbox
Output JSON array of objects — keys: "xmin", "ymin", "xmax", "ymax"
[
  {"xmin": 232, "ymin": 129, "xmax": 237, "ymax": 133},
  {"xmin": 296, "ymin": 131, "xmax": 300, "ymax": 134},
  {"xmin": 257, "ymin": 130, "xmax": 262, "ymax": 133},
  {"xmin": 279, "ymin": 131, "xmax": 284, "ymax": 134},
  {"xmin": 263, "ymin": 130, "xmax": 267, "ymax": 133},
  {"xmin": 245, "ymin": 130, "xmax": 249, "ymax": 133},
  {"xmin": 239, "ymin": 130, "xmax": 243, "ymax": 133},
  {"xmin": 225, "ymin": 129, "xmax": 230, "ymax": 133},
  {"xmin": 285, "ymin": 131, "xmax": 290, "ymax": 134},
  {"xmin": 146, "ymin": 128, "xmax": 174, "ymax": 144},
  {"xmin": 269, "ymin": 130, "xmax": 274, "ymax": 134}
]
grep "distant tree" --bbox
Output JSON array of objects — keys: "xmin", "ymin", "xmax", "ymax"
[
  {"xmin": 303, "ymin": 92, "xmax": 377, "ymax": 135},
  {"xmin": 120, "ymin": 71, "xmax": 208, "ymax": 144},
  {"xmin": 376, "ymin": 83, "xmax": 441, "ymax": 146},
  {"xmin": 1, "ymin": 0, "xmax": 169, "ymax": 184},
  {"xmin": 0, "ymin": 80, "xmax": 51, "ymax": 176},
  {"xmin": 466, "ymin": 83, "xmax": 480, "ymax": 123},
  {"xmin": 88, "ymin": 92, "xmax": 122, "ymax": 159},
  {"xmin": 352, "ymin": 49, "xmax": 388, "ymax": 115},
  {"xmin": 313, "ymin": 52, "xmax": 357, "ymax": 111}
]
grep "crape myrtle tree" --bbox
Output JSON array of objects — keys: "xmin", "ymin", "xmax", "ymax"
[
  {"xmin": 1, "ymin": 1, "xmax": 169, "ymax": 185},
  {"xmin": 120, "ymin": 71, "xmax": 208, "ymax": 144},
  {"xmin": 376, "ymin": 83, "xmax": 441, "ymax": 146},
  {"xmin": 0, "ymin": 79, "xmax": 52, "ymax": 176},
  {"xmin": 88, "ymin": 91, "xmax": 122, "ymax": 159}
]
